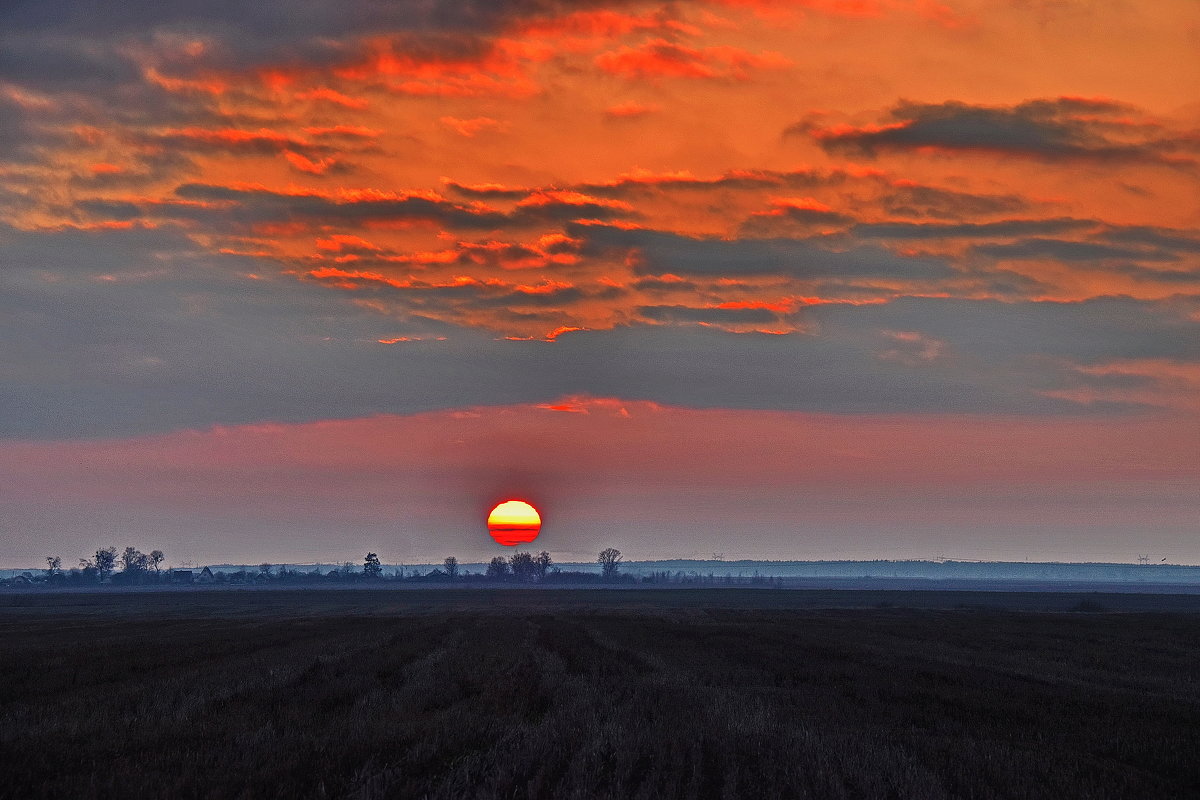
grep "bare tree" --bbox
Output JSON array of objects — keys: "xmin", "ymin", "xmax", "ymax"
[
  {"xmin": 535, "ymin": 551, "xmax": 552, "ymax": 581},
  {"xmin": 120, "ymin": 547, "xmax": 148, "ymax": 573},
  {"xmin": 93, "ymin": 547, "xmax": 117, "ymax": 582},
  {"xmin": 363, "ymin": 552, "xmax": 383, "ymax": 578},
  {"xmin": 443, "ymin": 556, "xmax": 459, "ymax": 579},
  {"xmin": 149, "ymin": 550, "xmax": 165, "ymax": 574},
  {"xmin": 486, "ymin": 556, "xmax": 509, "ymax": 579},
  {"xmin": 598, "ymin": 548, "xmax": 622, "ymax": 579},
  {"xmin": 45, "ymin": 556, "xmax": 62, "ymax": 577}
]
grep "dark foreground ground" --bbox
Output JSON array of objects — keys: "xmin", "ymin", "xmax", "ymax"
[{"xmin": 2, "ymin": 589, "xmax": 1198, "ymax": 799}]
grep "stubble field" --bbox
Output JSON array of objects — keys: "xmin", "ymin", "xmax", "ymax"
[{"xmin": 1, "ymin": 588, "xmax": 1198, "ymax": 799}]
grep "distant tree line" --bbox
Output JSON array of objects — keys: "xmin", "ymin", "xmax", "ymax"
[
  {"xmin": 0, "ymin": 546, "xmax": 172, "ymax": 587},
  {"xmin": 5, "ymin": 545, "xmax": 789, "ymax": 589}
]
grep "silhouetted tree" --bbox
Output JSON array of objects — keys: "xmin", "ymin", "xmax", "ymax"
[
  {"xmin": 510, "ymin": 551, "xmax": 537, "ymax": 582},
  {"xmin": 535, "ymin": 551, "xmax": 552, "ymax": 580},
  {"xmin": 45, "ymin": 556, "xmax": 61, "ymax": 577},
  {"xmin": 486, "ymin": 556, "xmax": 509, "ymax": 578},
  {"xmin": 443, "ymin": 556, "xmax": 459, "ymax": 579},
  {"xmin": 93, "ymin": 547, "xmax": 117, "ymax": 582},
  {"xmin": 120, "ymin": 547, "xmax": 149, "ymax": 573},
  {"xmin": 149, "ymin": 550, "xmax": 165, "ymax": 574},
  {"xmin": 598, "ymin": 548, "xmax": 622, "ymax": 579},
  {"xmin": 364, "ymin": 552, "xmax": 383, "ymax": 578}
]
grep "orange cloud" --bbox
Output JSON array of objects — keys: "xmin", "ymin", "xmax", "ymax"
[
  {"xmin": 144, "ymin": 68, "xmax": 227, "ymax": 96},
  {"xmin": 516, "ymin": 190, "xmax": 633, "ymax": 212},
  {"xmin": 284, "ymin": 151, "xmax": 337, "ymax": 174},
  {"xmin": 307, "ymin": 266, "xmax": 407, "ymax": 290},
  {"xmin": 302, "ymin": 125, "xmax": 380, "ymax": 139},
  {"xmin": 769, "ymin": 197, "xmax": 834, "ymax": 213},
  {"xmin": 604, "ymin": 101, "xmax": 661, "ymax": 118},
  {"xmin": 440, "ymin": 116, "xmax": 507, "ymax": 137},
  {"xmin": 294, "ymin": 87, "xmax": 370, "ymax": 108},
  {"xmin": 314, "ymin": 235, "xmax": 381, "ymax": 252},
  {"xmin": 595, "ymin": 39, "xmax": 791, "ymax": 80},
  {"xmin": 166, "ymin": 127, "xmax": 296, "ymax": 146},
  {"xmin": 335, "ymin": 38, "xmax": 550, "ymax": 98},
  {"xmin": 156, "ymin": 127, "xmax": 324, "ymax": 157},
  {"xmin": 712, "ymin": 0, "xmax": 967, "ymax": 27}
]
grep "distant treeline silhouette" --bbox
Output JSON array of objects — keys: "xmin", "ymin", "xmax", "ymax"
[
  {"xmin": 3, "ymin": 546, "xmax": 787, "ymax": 588},
  {"xmin": 8, "ymin": 546, "xmax": 167, "ymax": 587}
]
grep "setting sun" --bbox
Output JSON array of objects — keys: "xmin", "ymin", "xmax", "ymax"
[{"xmin": 487, "ymin": 500, "xmax": 542, "ymax": 546}]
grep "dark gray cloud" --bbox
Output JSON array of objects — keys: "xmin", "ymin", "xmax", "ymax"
[
  {"xmin": 803, "ymin": 97, "xmax": 1193, "ymax": 162},
  {"xmin": 4, "ymin": 224, "xmax": 1200, "ymax": 439},
  {"xmin": 1106, "ymin": 264, "xmax": 1200, "ymax": 285},
  {"xmin": 0, "ymin": 0, "xmax": 651, "ymax": 169},
  {"xmin": 0, "ymin": 1, "xmax": 633, "ymax": 74},
  {"xmin": 1, "ymin": 0, "xmax": 629, "ymax": 38},
  {"xmin": 575, "ymin": 168, "xmax": 847, "ymax": 198},
  {"xmin": 169, "ymin": 183, "xmax": 508, "ymax": 228},
  {"xmin": 975, "ymin": 238, "xmax": 1179, "ymax": 262},
  {"xmin": 1102, "ymin": 226, "xmax": 1200, "ymax": 254},
  {"xmin": 445, "ymin": 169, "xmax": 850, "ymax": 202},
  {"xmin": 638, "ymin": 305, "xmax": 780, "ymax": 325},
  {"xmin": 0, "ymin": 35, "xmax": 141, "ymax": 90},
  {"xmin": 305, "ymin": 272, "xmax": 594, "ymax": 312},
  {"xmin": 878, "ymin": 184, "xmax": 1027, "ymax": 219},
  {"xmin": 854, "ymin": 218, "xmax": 1094, "ymax": 240},
  {"xmin": 0, "ymin": 97, "xmax": 41, "ymax": 163},
  {"xmin": 825, "ymin": 295, "xmax": 1200, "ymax": 366},
  {"xmin": 737, "ymin": 205, "xmax": 855, "ymax": 237},
  {"xmin": 157, "ymin": 183, "xmax": 633, "ymax": 230},
  {"xmin": 573, "ymin": 223, "xmax": 958, "ymax": 281},
  {"xmin": 76, "ymin": 200, "xmax": 144, "ymax": 221}
]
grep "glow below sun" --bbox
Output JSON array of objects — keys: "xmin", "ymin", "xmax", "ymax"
[{"xmin": 488, "ymin": 500, "xmax": 541, "ymax": 546}]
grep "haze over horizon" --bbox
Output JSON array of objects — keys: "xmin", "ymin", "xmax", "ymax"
[{"xmin": 2, "ymin": 0, "xmax": 1198, "ymax": 567}]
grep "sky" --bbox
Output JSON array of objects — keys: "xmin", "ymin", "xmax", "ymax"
[{"xmin": 2, "ymin": 0, "xmax": 1198, "ymax": 567}]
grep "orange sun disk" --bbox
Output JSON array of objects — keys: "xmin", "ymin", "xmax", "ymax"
[{"xmin": 488, "ymin": 499, "xmax": 542, "ymax": 546}]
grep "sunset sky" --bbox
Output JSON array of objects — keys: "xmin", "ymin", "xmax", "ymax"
[{"xmin": 2, "ymin": 0, "xmax": 1198, "ymax": 567}]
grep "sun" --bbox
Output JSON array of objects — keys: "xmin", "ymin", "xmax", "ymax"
[{"xmin": 488, "ymin": 500, "xmax": 542, "ymax": 546}]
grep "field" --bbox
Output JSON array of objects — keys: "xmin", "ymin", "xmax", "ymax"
[{"xmin": 2, "ymin": 589, "xmax": 1198, "ymax": 799}]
